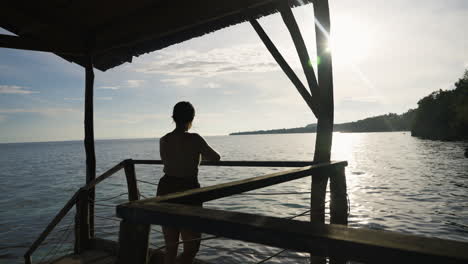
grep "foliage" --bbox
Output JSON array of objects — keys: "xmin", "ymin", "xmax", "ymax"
[
  {"xmin": 231, "ymin": 69, "xmax": 468, "ymax": 140},
  {"xmin": 411, "ymin": 70, "xmax": 468, "ymax": 140},
  {"xmin": 334, "ymin": 111, "xmax": 415, "ymax": 132}
]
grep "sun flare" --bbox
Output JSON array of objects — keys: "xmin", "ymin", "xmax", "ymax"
[{"xmin": 327, "ymin": 17, "xmax": 373, "ymax": 63}]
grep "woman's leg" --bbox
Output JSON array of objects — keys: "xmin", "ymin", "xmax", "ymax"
[
  {"xmin": 163, "ymin": 226, "xmax": 180, "ymax": 264},
  {"xmin": 179, "ymin": 229, "xmax": 201, "ymax": 264}
]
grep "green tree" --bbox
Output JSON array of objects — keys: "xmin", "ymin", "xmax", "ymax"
[{"xmin": 411, "ymin": 70, "xmax": 468, "ymax": 140}]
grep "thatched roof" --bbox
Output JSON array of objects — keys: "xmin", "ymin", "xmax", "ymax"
[{"xmin": 1, "ymin": 0, "xmax": 313, "ymax": 71}]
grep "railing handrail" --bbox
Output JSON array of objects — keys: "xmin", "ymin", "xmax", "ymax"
[
  {"xmin": 118, "ymin": 202, "xmax": 468, "ymax": 264},
  {"xmin": 125, "ymin": 161, "xmax": 346, "ymax": 205},
  {"xmin": 132, "ymin": 159, "xmax": 324, "ymax": 167},
  {"xmin": 24, "ymin": 158, "xmax": 335, "ymax": 263},
  {"xmin": 24, "ymin": 161, "xmax": 126, "ymax": 263}
]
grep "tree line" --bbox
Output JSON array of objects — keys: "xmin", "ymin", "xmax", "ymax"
[
  {"xmin": 411, "ymin": 70, "xmax": 468, "ymax": 140},
  {"xmin": 231, "ymin": 69, "xmax": 468, "ymax": 141}
]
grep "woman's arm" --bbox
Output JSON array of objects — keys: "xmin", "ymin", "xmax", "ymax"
[{"xmin": 196, "ymin": 134, "xmax": 220, "ymax": 161}]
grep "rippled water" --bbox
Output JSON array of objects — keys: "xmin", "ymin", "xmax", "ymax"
[{"xmin": 1, "ymin": 132, "xmax": 467, "ymax": 263}]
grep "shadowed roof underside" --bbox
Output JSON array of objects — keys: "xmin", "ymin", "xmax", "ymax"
[{"xmin": 1, "ymin": 0, "xmax": 313, "ymax": 71}]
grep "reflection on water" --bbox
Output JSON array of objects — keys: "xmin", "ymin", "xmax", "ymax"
[{"xmin": 0, "ymin": 132, "xmax": 467, "ymax": 263}]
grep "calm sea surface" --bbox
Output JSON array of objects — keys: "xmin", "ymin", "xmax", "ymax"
[{"xmin": 1, "ymin": 132, "xmax": 467, "ymax": 264}]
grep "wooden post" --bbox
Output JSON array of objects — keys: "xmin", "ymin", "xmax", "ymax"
[
  {"xmin": 330, "ymin": 166, "xmax": 348, "ymax": 225},
  {"xmin": 75, "ymin": 189, "xmax": 90, "ymax": 254},
  {"xmin": 84, "ymin": 50, "xmax": 96, "ymax": 238},
  {"xmin": 329, "ymin": 166, "xmax": 348, "ymax": 264},
  {"xmin": 24, "ymin": 255, "xmax": 32, "ymax": 264},
  {"xmin": 116, "ymin": 220, "xmax": 150, "ymax": 264},
  {"xmin": 312, "ymin": 1, "xmax": 335, "ymax": 262},
  {"xmin": 124, "ymin": 159, "xmax": 139, "ymax": 201},
  {"xmin": 313, "ymin": 0, "xmax": 334, "ymax": 163}
]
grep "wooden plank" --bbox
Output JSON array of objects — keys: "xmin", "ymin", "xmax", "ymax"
[
  {"xmin": 313, "ymin": 0, "xmax": 335, "ymax": 162},
  {"xmin": 122, "ymin": 161, "xmax": 346, "ymax": 205},
  {"xmin": 84, "ymin": 53, "xmax": 96, "ymax": 238},
  {"xmin": 117, "ymin": 203, "xmax": 468, "ymax": 264},
  {"xmin": 0, "ymin": 34, "xmax": 84, "ymax": 55},
  {"xmin": 24, "ymin": 190, "xmax": 80, "ymax": 258},
  {"xmin": 116, "ymin": 220, "xmax": 150, "ymax": 264},
  {"xmin": 131, "ymin": 159, "xmax": 334, "ymax": 167},
  {"xmin": 90, "ymin": 238, "xmax": 210, "ymax": 264},
  {"xmin": 45, "ymin": 250, "xmax": 115, "ymax": 264},
  {"xmin": 249, "ymin": 19, "xmax": 319, "ymax": 118},
  {"xmin": 91, "ymin": 238, "xmax": 119, "ymax": 256},
  {"xmin": 123, "ymin": 160, "xmax": 139, "ymax": 201}
]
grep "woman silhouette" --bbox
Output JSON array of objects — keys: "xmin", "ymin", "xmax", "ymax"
[{"xmin": 157, "ymin": 101, "xmax": 220, "ymax": 264}]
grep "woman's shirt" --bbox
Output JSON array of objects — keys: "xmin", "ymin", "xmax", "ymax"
[{"xmin": 160, "ymin": 132, "xmax": 220, "ymax": 180}]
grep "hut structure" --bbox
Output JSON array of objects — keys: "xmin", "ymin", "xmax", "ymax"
[{"xmin": 2, "ymin": 0, "xmax": 468, "ymax": 263}]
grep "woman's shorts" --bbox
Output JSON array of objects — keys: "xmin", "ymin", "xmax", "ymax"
[{"xmin": 156, "ymin": 175, "xmax": 202, "ymax": 206}]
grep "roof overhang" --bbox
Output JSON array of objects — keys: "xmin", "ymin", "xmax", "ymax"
[{"xmin": 1, "ymin": 0, "xmax": 313, "ymax": 71}]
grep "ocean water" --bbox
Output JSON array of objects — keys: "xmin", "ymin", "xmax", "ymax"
[{"xmin": 0, "ymin": 132, "xmax": 467, "ymax": 264}]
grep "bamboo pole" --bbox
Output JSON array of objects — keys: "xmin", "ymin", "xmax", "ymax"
[{"xmin": 84, "ymin": 51, "xmax": 96, "ymax": 238}]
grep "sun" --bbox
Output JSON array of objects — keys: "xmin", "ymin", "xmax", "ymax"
[{"xmin": 326, "ymin": 16, "xmax": 373, "ymax": 63}]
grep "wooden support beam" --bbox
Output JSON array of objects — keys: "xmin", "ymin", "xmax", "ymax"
[
  {"xmin": 0, "ymin": 34, "xmax": 84, "ymax": 55},
  {"xmin": 278, "ymin": 1, "xmax": 321, "ymax": 104},
  {"xmin": 330, "ymin": 166, "xmax": 348, "ymax": 225},
  {"xmin": 250, "ymin": 19, "xmax": 319, "ymax": 118},
  {"xmin": 124, "ymin": 159, "xmax": 139, "ymax": 201},
  {"xmin": 117, "ymin": 203, "xmax": 468, "ymax": 264},
  {"xmin": 131, "ymin": 159, "xmax": 321, "ymax": 167},
  {"xmin": 84, "ymin": 52, "xmax": 96, "ymax": 238},
  {"xmin": 75, "ymin": 189, "xmax": 90, "ymax": 254},
  {"xmin": 116, "ymin": 220, "xmax": 150, "ymax": 264},
  {"xmin": 310, "ymin": 172, "xmax": 329, "ymax": 224},
  {"xmin": 120, "ymin": 161, "xmax": 346, "ymax": 206},
  {"xmin": 313, "ymin": 0, "xmax": 335, "ymax": 162}
]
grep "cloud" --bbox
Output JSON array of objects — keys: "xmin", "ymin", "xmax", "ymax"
[
  {"xmin": 205, "ymin": 82, "xmax": 220, "ymax": 89},
  {"xmin": 0, "ymin": 107, "xmax": 81, "ymax": 117},
  {"xmin": 97, "ymin": 97, "xmax": 113, "ymax": 100},
  {"xmin": 100, "ymin": 113, "xmax": 165, "ymax": 125},
  {"xmin": 0, "ymin": 85, "xmax": 38, "ymax": 94},
  {"xmin": 98, "ymin": 86, "xmax": 120, "ymax": 90},
  {"xmin": 135, "ymin": 44, "xmax": 288, "ymax": 77},
  {"xmin": 161, "ymin": 78, "xmax": 192, "ymax": 86},
  {"xmin": 127, "ymin": 80, "xmax": 145, "ymax": 88}
]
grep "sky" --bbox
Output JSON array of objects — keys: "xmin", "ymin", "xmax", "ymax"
[{"xmin": 1, "ymin": 0, "xmax": 467, "ymax": 143}]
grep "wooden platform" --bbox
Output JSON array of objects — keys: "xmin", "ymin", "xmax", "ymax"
[{"xmin": 45, "ymin": 250, "xmax": 115, "ymax": 264}]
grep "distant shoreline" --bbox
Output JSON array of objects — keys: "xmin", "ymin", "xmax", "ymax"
[
  {"xmin": 230, "ymin": 112, "xmax": 414, "ymax": 136},
  {"xmin": 230, "ymin": 130, "xmax": 410, "ymax": 136}
]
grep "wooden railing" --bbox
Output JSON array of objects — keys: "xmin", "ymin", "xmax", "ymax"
[
  {"xmin": 24, "ymin": 159, "xmax": 328, "ymax": 264},
  {"xmin": 23, "ymin": 160, "xmax": 128, "ymax": 264},
  {"xmin": 116, "ymin": 160, "xmax": 348, "ymax": 264},
  {"xmin": 116, "ymin": 160, "xmax": 468, "ymax": 264}
]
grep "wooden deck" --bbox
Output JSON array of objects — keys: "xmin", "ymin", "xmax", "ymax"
[{"xmin": 46, "ymin": 250, "xmax": 115, "ymax": 264}]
